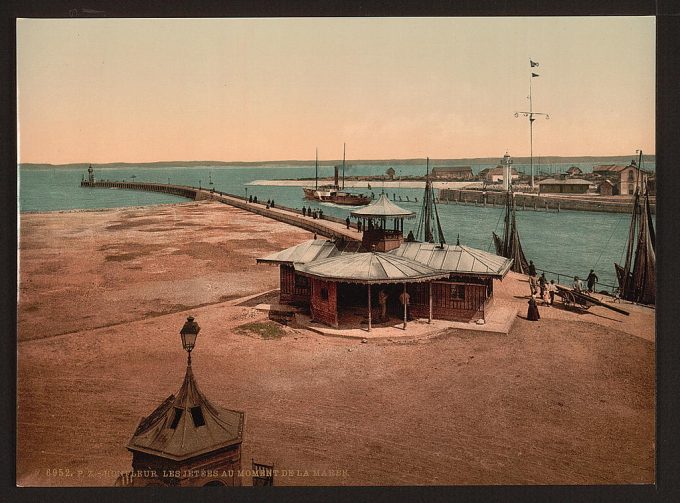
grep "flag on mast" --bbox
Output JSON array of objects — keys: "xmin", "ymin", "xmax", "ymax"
[
  {"xmin": 530, "ymin": 60, "xmax": 539, "ymax": 67},
  {"xmin": 531, "ymin": 72, "xmax": 540, "ymax": 77}
]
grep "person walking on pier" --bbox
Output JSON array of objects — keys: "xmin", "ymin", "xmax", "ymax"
[
  {"xmin": 346, "ymin": 216, "xmax": 351, "ymax": 229},
  {"xmin": 538, "ymin": 272, "xmax": 547, "ymax": 300},
  {"xmin": 547, "ymin": 280, "xmax": 557, "ymax": 306},
  {"xmin": 271, "ymin": 200, "xmax": 275, "ymax": 208},
  {"xmin": 586, "ymin": 269, "xmax": 599, "ymax": 293},
  {"xmin": 527, "ymin": 295, "xmax": 540, "ymax": 321},
  {"xmin": 249, "ymin": 195, "xmax": 253, "ymax": 203},
  {"xmin": 357, "ymin": 220, "xmax": 362, "ymax": 232},
  {"xmin": 302, "ymin": 206, "xmax": 307, "ymax": 217},
  {"xmin": 528, "ymin": 260, "xmax": 538, "ymax": 296}
]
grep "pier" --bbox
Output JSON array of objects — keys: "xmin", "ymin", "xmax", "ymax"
[
  {"xmin": 439, "ymin": 188, "xmax": 656, "ymax": 215},
  {"xmin": 80, "ymin": 180, "xmax": 362, "ymax": 242}
]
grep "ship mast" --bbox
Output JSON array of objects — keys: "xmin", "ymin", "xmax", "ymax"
[
  {"xmin": 515, "ymin": 59, "xmax": 549, "ymax": 190},
  {"xmin": 315, "ymin": 148, "xmax": 318, "ymax": 190},
  {"xmin": 342, "ymin": 142, "xmax": 346, "ymax": 190}
]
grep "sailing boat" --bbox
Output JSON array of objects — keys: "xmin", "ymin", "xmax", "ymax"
[
  {"xmin": 208, "ymin": 172, "xmax": 214, "ymax": 185},
  {"xmin": 415, "ymin": 158, "xmax": 446, "ymax": 245},
  {"xmin": 302, "ymin": 145, "xmax": 371, "ymax": 205},
  {"xmin": 492, "ymin": 188, "xmax": 530, "ymax": 273},
  {"xmin": 614, "ymin": 151, "xmax": 655, "ymax": 304}
]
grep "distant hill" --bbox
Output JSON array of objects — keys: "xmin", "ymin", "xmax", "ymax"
[{"xmin": 19, "ymin": 154, "xmax": 656, "ymax": 170}]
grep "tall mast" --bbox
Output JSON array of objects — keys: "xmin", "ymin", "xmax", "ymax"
[
  {"xmin": 425, "ymin": 158, "xmax": 432, "ymax": 242},
  {"xmin": 315, "ymin": 148, "xmax": 318, "ymax": 190},
  {"xmin": 342, "ymin": 142, "xmax": 346, "ymax": 189},
  {"xmin": 515, "ymin": 59, "xmax": 549, "ymax": 190}
]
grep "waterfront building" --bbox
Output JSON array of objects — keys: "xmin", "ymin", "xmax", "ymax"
[
  {"xmin": 258, "ymin": 194, "xmax": 512, "ymax": 329},
  {"xmin": 538, "ymin": 178, "xmax": 591, "ymax": 194},
  {"xmin": 484, "ymin": 166, "xmax": 520, "ymax": 184},
  {"xmin": 618, "ymin": 163, "xmax": 651, "ymax": 196},
  {"xmin": 431, "ymin": 166, "xmax": 474, "ymax": 180},
  {"xmin": 597, "ymin": 179, "xmax": 617, "ymax": 196}
]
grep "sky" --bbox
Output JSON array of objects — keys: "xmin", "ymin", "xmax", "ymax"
[{"xmin": 17, "ymin": 17, "xmax": 655, "ymax": 164}]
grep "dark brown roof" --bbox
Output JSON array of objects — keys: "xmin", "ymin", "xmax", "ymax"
[
  {"xmin": 127, "ymin": 364, "xmax": 244, "ymax": 461},
  {"xmin": 431, "ymin": 166, "xmax": 473, "ymax": 173}
]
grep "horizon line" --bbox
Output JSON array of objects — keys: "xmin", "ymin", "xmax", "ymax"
[{"xmin": 19, "ymin": 153, "xmax": 656, "ymax": 167}]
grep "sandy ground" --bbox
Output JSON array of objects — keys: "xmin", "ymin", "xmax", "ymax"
[{"xmin": 17, "ymin": 201, "xmax": 655, "ymax": 486}]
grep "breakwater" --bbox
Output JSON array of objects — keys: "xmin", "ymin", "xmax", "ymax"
[
  {"xmin": 80, "ymin": 180, "xmax": 360, "ymax": 242},
  {"xmin": 438, "ymin": 189, "xmax": 656, "ymax": 215}
]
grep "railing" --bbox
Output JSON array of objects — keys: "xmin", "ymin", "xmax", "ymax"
[{"xmin": 536, "ymin": 267, "xmax": 618, "ymax": 295}]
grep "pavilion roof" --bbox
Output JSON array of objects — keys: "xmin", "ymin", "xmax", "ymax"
[
  {"xmin": 295, "ymin": 251, "xmax": 450, "ymax": 284},
  {"xmin": 127, "ymin": 364, "xmax": 244, "ymax": 462},
  {"xmin": 387, "ymin": 242, "xmax": 513, "ymax": 278},
  {"xmin": 256, "ymin": 239, "xmax": 363, "ymax": 265},
  {"xmin": 350, "ymin": 193, "xmax": 415, "ymax": 219}
]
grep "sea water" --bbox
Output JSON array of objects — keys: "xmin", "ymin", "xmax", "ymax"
[{"xmin": 19, "ymin": 163, "xmax": 654, "ymax": 291}]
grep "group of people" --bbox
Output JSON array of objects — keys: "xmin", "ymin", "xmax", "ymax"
[
  {"xmin": 526, "ymin": 260, "xmax": 599, "ymax": 321},
  {"xmin": 301, "ymin": 206, "xmax": 323, "ymax": 219}
]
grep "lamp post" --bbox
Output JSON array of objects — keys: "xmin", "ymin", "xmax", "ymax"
[{"xmin": 180, "ymin": 316, "xmax": 201, "ymax": 366}]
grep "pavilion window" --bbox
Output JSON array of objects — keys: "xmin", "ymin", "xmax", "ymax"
[
  {"xmin": 295, "ymin": 275, "xmax": 309, "ymax": 288},
  {"xmin": 450, "ymin": 285, "xmax": 465, "ymax": 301},
  {"xmin": 320, "ymin": 287, "xmax": 329, "ymax": 301},
  {"xmin": 169, "ymin": 407, "xmax": 183, "ymax": 429},
  {"xmin": 190, "ymin": 406, "xmax": 206, "ymax": 427}
]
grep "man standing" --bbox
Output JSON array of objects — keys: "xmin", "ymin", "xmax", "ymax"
[
  {"xmin": 302, "ymin": 206, "xmax": 306, "ymax": 217},
  {"xmin": 378, "ymin": 289, "xmax": 389, "ymax": 322},
  {"xmin": 538, "ymin": 272, "xmax": 547, "ymax": 301},
  {"xmin": 586, "ymin": 269, "xmax": 599, "ymax": 293},
  {"xmin": 399, "ymin": 289, "xmax": 411, "ymax": 321},
  {"xmin": 528, "ymin": 260, "xmax": 538, "ymax": 296},
  {"xmin": 346, "ymin": 216, "xmax": 351, "ymax": 229},
  {"xmin": 547, "ymin": 280, "xmax": 557, "ymax": 306}
]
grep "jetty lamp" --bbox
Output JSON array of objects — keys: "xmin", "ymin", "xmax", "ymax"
[{"xmin": 180, "ymin": 316, "xmax": 201, "ymax": 365}]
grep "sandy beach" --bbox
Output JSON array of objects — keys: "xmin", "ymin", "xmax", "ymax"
[{"xmin": 17, "ymin": 200, "xmax": 655, "ymax": 486}]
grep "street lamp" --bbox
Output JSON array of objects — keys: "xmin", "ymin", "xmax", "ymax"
[{"xmin": 180, "ymin": 316, "xmax": 201, "ymax": 365}]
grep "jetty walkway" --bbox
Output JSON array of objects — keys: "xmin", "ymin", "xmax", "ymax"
[{"xmin": 80, "ymin": 180, "xmax": 362, "ymax": 242}]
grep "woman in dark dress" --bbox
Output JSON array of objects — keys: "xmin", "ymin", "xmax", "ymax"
[{"xmin": 527, "ymin": 295, "xmax": 540, "ymax": 321}]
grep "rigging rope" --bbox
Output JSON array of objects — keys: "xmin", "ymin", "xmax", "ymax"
[{"xmin": 592, "ymin": 211, "xmax": 628, "ymax": 270}]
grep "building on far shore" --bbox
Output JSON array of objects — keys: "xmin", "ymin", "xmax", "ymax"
[
  {"xmin": 538, "ymin": 178, "xmax": 592, "ymax": 194},
  {"xmin": 431, "ymin": 166, "xmax": 474, "ymax": 180},
  {"xmin": 258, "ymin": 195, "xmax": 512, "ymax": 330},
  {"xmin": 481, "ymin": 166, "xmax": 520, "ymax": 184},
  {"xmin": 618, "ymin": 163, "xmax": 651, "ymax": 196},
  {"xmin": 597, "ymin": 179, "xmax": 617, "ymax": 196}
]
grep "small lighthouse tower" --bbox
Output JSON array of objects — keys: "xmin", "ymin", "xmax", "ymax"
[{"xmin": 87, "ymin": 164, "xmax": 95, "ymax": 184}]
